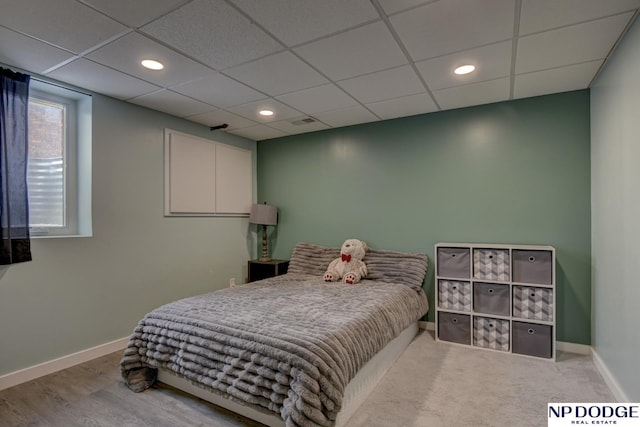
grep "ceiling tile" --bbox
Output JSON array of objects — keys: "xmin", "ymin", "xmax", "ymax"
[
  {"xmin": 87, "ymin": 32, "xmax": 213, "ymax": 87},
  {"xmin": 229, "ymin": 125, "xmax": 288, "ymax": 141},
  {"xmin": 226, "ymin": 99, "xmax": 302, "ymax": 123},
  {"xmin": 432, "ymin": 78, "xmax": 510, "ymax": 110},
  {"xmin": 2, "ymin": 0, "xmax": 635, "ymax": 131},
  {"xmin": 79, "ymin": 0, "xmax": 190, "ymax": 28},
  {"xmin": 520, "ymin": 0, "xmax": 640, "ymax": 35},
  {"xmin": 275, "ymin": 84, "xmax": 358, "ymax": 115},
  {"xmin": 366, "ymin": 92, "xmax": 438, "ymax": 120},
  {"xmin": 171, "ymin": 73, "xmax": 265, "ymax": 108},
  {"xmin": 391, "ymin": 0, "xmax": 515, "ymax": 62},
  {"xmin": 45, "ymin": 58, "xmax": 160, "ymax": 99},
  {"xmin": 141, "ymin": 0, "xmax": 282, "ymax": 69},
  {"xmin": 338, "ymin": 65, "xmax": 425, "ymax": 104},
  {"xmin": 186, "ymin": 109, "xmax": 258, "ymax": 130},
  {"xmin": 0, "ymin": 0, "xmax": 127, "ymax": 54},
  {"xmin": 416, "ymin": 41, "xmax": 512, "ymax": 90},
  {"xmin": 377, "ymin": 0, "xmax": 434, "ymax": 15},
  {"xmin": 230, "ymin": 0, "xmax": 379, "ymax": 46},
  {"xmin": 0, "ymin": 27, "xmax": 75, "ymax": 74},
  {"xmin": 313, "ymin": 106, "xmax": 379, "ymax": 128},
  {"xmin": 224, "ymin": 52, "xmax": 328, "ymax": 96},
  {"xmin": 514, "ymin": 60, "xmax": 603, "ymax": 99},
  {"xmin": 129, "ymin": 89, "xmax": 214, "ymax": 117},
  {"xmin": 516, "ymin": 13, "xmax": 634, "ymax": 74},
  {"xmin": 268, "ymin": 117, "xmax": 331, "ymax": 135},
  {"xmin": 294, "ymin": 22, "xmax": 407, "ymax": 81}
]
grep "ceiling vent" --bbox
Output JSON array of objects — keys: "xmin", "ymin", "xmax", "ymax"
[{"xmin": 289, "ymin": 117, "xmax": 317, "ymax": 126}]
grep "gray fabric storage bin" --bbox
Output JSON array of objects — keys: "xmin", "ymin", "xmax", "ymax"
[
  {"xmin": 473, "ymin": 248, "xmax": 510, "ymax": 281},
  {"xmin": 512, "ymin": 321, "xmax": 553, "ymax": 358},
  {"xmin": 438, "ymin": 312, "xmax": 471, "ymax": 345},
  {"xmin": 513, "ymin": 286, "xmax": 553, "ymax": 321},
  {"xmin": 437, "ymin": 247, "xmax": 470, "ymax": 278},
  {"xmin": 473, "ymin": 316, "xmax": 510, "ymax": 351},
  {"xmin": 473, "ymin": 282, "xmax": 510, "ymax": 316},
  {"xmin": 512, "ymin": 250, "xmax": 553, "ymax": 284},
  {"xmin": 438, "ymin": 280, "xmax": 471, "ymax": 312}
]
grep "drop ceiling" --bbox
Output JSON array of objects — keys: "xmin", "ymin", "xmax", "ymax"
[{"xmin": 1, "ymin": 0, "xmax": 638, "ymax": 141}]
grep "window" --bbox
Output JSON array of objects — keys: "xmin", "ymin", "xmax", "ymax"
[
  {"xmin": 27, "ymin": 80, "xmax": 92, "ymax": 237},
  {"xmin": 28, "ymin": 94, "xmax": 72, "ymax": 232}
]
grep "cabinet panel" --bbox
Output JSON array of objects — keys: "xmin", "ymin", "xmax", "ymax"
[
  {"xmin": 473, "ymin": 316, "xmax": 510, "ymax": 351},
  {"xmin": 248, "ymin": 260, "xmax": 289, "ymax": 283},
  {"xmin": 438, "ymin": 280, "xmax": 471, "ymax": 312},
  {"xmin": 473, "ymin": 282, "xmax": 510, "ymax": 317},
  {"xmin": 512, "ymin": 250, "xmax": 553, "ymax": 284},
  {"xmin": 168, "ymin": 132, "xmax": 216, "ymax": 213},
  {"xmin": 512, "ymin": 321, "xmax": 553, "ymax": 358},
  {"xmin": 437, "ymin": 247, "xmax": 470, "ymax": 278},
  {"xmin": 473, "ymin": 248, "xmax": 510, "ymax": 281},
  {"xmin": 513, "ymin": 286, "xmax": 553, "ymax": 321},
  {"xmin": 438, "ymin": 312, "xmax": 471, "ymax": 345},
  {"xmin": 215, "ymin": 144, "xmax": 252, "ymax": 214}
]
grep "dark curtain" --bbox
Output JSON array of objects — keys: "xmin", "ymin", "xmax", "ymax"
[{"xmin": 0, "ymin": 67, "xmax": 32, "ymax": 265}]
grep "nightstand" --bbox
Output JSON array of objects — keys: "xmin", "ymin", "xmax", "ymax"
[{"xmin": 248, "ymin": 259, "xmax": 289, "ymax": 282}]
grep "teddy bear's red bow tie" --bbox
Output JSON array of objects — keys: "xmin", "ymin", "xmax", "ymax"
[{"xmin": 341, "ymin": 254, "xmax": 352, "ymax": 262}]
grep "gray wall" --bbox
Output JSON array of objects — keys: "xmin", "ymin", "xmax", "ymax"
[
  {"xmin": 591, "ymin": 18, "xmax": 640, "ymax": 401},
  {"xmin": 0, "ymin": 94, "xmax": 256, "ymax": 376}
]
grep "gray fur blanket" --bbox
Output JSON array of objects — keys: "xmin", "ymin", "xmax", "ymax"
[{"xmin": 121, "ymin": 243, "xmax": 429, "ymax": 427}]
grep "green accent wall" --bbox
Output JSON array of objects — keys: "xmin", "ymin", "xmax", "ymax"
[{"xmin": 257, "ymin": 90, "xmax": 591, "ymax": 345}]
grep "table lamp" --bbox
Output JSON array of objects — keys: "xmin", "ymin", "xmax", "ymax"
[{"xmin": 249, "ymin": 202, "xmax": 278, "ymax": 261}]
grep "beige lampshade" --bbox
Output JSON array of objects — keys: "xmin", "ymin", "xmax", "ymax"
[{"xmin": 249, "ymin": 203, "xmax": 278, "ymax": 225}]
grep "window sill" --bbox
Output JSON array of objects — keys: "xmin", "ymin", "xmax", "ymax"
[{"xmin": 31, "ymin": 234, "xmax": 92, "ymax": 239}]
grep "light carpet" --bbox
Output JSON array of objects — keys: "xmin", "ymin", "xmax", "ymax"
[{"xmin": 348, "ymin": 330, "xmax": 614, "ymax": 427}]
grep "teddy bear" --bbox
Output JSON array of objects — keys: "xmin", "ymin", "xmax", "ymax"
[{"xmin": 323, "ymin": 238, "xmax": 368, "ymax": 284}]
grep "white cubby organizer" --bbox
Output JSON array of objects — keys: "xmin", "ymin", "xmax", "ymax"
[{"xmin": 435, "ymin": 243, "xmax": 556, "ymax": 361}]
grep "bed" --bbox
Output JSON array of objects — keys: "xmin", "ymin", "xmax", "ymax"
[{"xmin": 121, "ymin": 242, "xmax": 429, "ymax": 427}]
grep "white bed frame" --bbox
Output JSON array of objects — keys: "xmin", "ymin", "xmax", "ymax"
[{"xmin": 158, "ymin": 321, "xmax": 419, "ymax": 427}]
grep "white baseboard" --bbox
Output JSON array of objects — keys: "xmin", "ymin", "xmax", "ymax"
[
  {"xmin": 0, "ymin": 336, "xmax": 129, "ymax": 391},
  {"xmin": 591, "ymin": 348, "xmax": 630, "ymax": 403},
  {"xmin": 419, "ymin": 321, "xmax": 435, "ymax": 331},
  {"xmin": 556, "ymin": 341, "xmax": 591, "ymax": 355}
]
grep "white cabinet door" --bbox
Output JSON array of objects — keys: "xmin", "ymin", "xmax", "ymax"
[{"xmin": 164, "ymin": 129, "xmax": 252, "ymax": 216}]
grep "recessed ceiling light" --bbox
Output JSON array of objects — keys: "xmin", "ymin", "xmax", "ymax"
[
  {"xmin": 259, "ymin": 109, "xmax": 274, "ymax": 116},
  {"xmin": 454, "ymin": 64, "xmax": 476, "ymax": 75},
  {"xmin": 141, "ymin": 59, "xmax": 164, "ymax": 70}
]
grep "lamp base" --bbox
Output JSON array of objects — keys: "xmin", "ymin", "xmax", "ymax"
[{"xmin": 259, "ymin": 224, "xmax": 271, "ymax": 262}]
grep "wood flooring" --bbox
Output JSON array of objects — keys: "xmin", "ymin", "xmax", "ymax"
[{"xmin": 0, "ymin": 351, "xmax": 263, "ymax": 427}]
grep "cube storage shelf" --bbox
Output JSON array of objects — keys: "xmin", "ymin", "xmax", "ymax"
[{"xmin": 435, "ymin": 243, "xmax": 556, "ymax": 360}]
